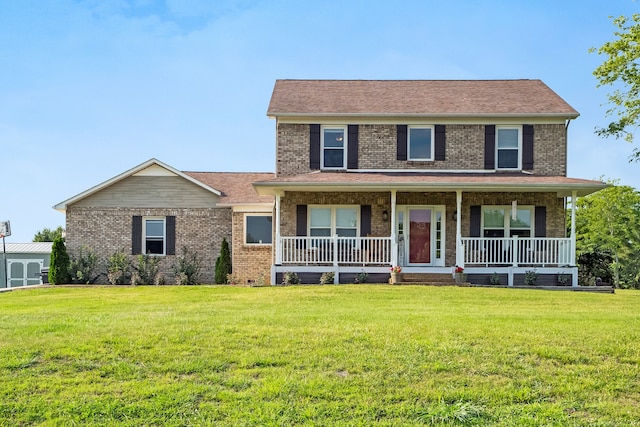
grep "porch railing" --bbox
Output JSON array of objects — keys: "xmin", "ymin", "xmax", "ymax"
[
  {"xmin": 280, "ymin": 236, "xmax": 392, "ymax": 265},
  {"xmin": 461, "ymin": 236, "xmax": 572, "ymax": 267}
]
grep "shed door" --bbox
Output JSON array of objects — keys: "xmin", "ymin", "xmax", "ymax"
[{"xmin": 8, "ymin": 260, "xmax": 43, "ymax": 287}]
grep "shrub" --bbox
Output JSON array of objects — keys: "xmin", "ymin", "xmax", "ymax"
[
  {"xmin": 282, "ymin": 272, "xmax": 300, "ymax": 285},
  {"xmin": 320, "ymin": 271, "xmax": 334, "ymax": 285},
  {"xmin": 106, "ymin": 249, "xmax": 131, "ymax": 285},
  {"xmin": 524, "ymin": 269, "xmax": 538, "ymax": 286},
  {"xmin": 490, "ymin": 272, "xmax": 501, "ymax": 285},
  {"xmin": 132, "ymin": 253, "xmax": 162, "ymax": 285},
  {"xmin": 173, "ymin": 247, "xmax": 202, "ymax": 285},
  {"xmin": 354, "ymin": 270, "xmax": 368, "ymax": 284},
  {"xmin": 48, "ymin": 236, "xmax": 70, "ymax": 285},
  {"xmin": 215, "ymin": 238, "xmax": 231, "ymax": 284},
  {"xmin": 69, "ymin": 246, "xmax": 100, "ymax": 284}
]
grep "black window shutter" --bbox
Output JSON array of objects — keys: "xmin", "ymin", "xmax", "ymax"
[
  {"xmin": 535, "ymin": 206, "xmax": 546, "ymax": 237},
  {"xmin": 296, "ymin": 205, "xmax": 307, "ymax": 236},
  {"xmin": 360, "ymin": 205, "xmax": 371, "ymax": 237},
  {"xmin": 397, "ymin": 125, "xmax": 407, "ymax": 161},
  {"xmin": 347, "ymin": 125, "xmax": 359, "ymax": 169},
  {"xmin": 166, "ymin": 216, "xmax": 176, "ymax": 255},
  {"xmin": 484, "ymin": 125, "xmax": 496, "ymax": 170},
  {"xmin": 132, "ymin": 216, "xmax": 142, "ymax": 255},
  {"xmin": 435, "ymin": 125, "xmax": 446, "ymax": 161},
  {"xmin": 470, "ymin": 206, "xmax": 481, "ymax": 237},
  {"xmin": 309, "ymin": 124, "xmax": 321, "ymax": 170},
  {"xmin": 522, "ymin": 125, "xmax": 534, "ymax": 170}
]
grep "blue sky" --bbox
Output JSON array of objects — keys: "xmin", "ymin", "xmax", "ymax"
[{"xmin": 1, "ymin": 0, "xmax": 638, "ymax": 242}]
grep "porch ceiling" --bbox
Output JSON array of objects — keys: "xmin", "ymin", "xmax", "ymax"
[{"xmin": 253, "ymin": 172, "xmax": 608, "ymax": 197}]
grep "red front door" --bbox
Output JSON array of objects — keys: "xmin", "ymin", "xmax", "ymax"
[{"xmin": 408, "ymin": 209, "xmax": 431, "ymax": 264}]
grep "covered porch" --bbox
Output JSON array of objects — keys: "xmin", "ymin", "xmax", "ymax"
[{"xmin": 252, "ymin": 172, "xmax": 608, "ymax": 286}]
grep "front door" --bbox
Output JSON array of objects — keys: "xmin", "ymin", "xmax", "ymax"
[
  {"xmin": 409, "ymin": 208, "xmax": 431, "ymax": 264},
  {"xmin": 396, "ymin": 206, "xmax": 445, "ymax": 267}
]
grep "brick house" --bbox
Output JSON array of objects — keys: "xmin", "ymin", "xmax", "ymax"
[
  {"xmin": 55, "ymin": 79, "xmax": 606, "ymax": 286},
  {"xmin": 253, "ymin": 80, "xmax": 606, "ymax": 286},
  {"xmin": 55, "ymin": 159, "xmax": 274, "ymax": 284}
]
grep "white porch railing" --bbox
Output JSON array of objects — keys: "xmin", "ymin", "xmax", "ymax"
[
  {"xmin": 280, "ymin": 236, "xmax": 392, "ymax": 265},
  {"xmin": 462, "ymin": 236, "xmax": 572, "ymax": 267}
]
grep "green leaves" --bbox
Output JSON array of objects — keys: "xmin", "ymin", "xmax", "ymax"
[{"xmin": 592, "ymin": 14, "xmax": 640, "ymax": 157}]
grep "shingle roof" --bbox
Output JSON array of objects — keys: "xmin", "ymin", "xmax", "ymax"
[
  {"xmin": 253, "ymin": 171, "xmax": 607, "ymax": 197},
  {"xmin": 267, "ymin": 79, "xmax": 579, "ymax": 118},
  {"xmin": 184, "ymin": 172, "xmax": 275, "ymax": 205}
]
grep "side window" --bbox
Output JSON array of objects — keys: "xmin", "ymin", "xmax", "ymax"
[
  {"xmin": 144, "ymin": 218, "xmax": 165, "ymax": 255},
  {"xmin": 321, "ymin": 126, "xmax": 346, "ymax": 169},
  {"xmin": 496, "ymin": 126, "xmax": 521, "ymax": 169},
  {"xmin": 245, "ymin": 215, "xmax": 273, "ymax": 245},
  {"xmin": 408, "ymin": 126, "xmax": 434, "ymax": 161}
]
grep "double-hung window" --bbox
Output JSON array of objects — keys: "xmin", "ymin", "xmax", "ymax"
[
  {"xmin": 321, "ymin": 126, "xmax": 346, "ymax": 169},
  {"xmin": 309, "ymin": 206, "xmax": 358, "ymax": 237},
  {"xmin": 482, "ymin": 206, "xmax": 532, "ymax": 238},
  {"xmin": 496, "ymin": 126, "xmax": 521, "ymax": 169},
  {"xmin": 408, "ymin": 126, "xmax": 434, "ymax": 161},
  {"xmin": 245, "ymin": 214, "xmax": 272, "ymax": 245},
  {"xmin": 144, "ymin": 218, "xmax": 165, "ymax": 255}
]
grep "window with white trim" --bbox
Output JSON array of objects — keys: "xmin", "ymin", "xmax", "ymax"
[
  {"xmin": 482, "ymin": 206, "xmax": 532, "ymax": 237},
  {"xmin": 321, "ymin": 126, "xmax": 347, "ymax": 169},
  {"xmin": 496, "ymin": 126, "xmax": 521, "ymax": 169},
  {"xmin": 309, "ymin": 206, "xmax": 358, "ymax": 237},
  {"xmin": 144, "ymin": 217, "xmax": 165, "ymax": 255},
  {"xmin": 408, "ymin": 126, "xmax": 434, "ymax": 161},
  {"xmin": 245, "ymin": 214, "xmax": 272, "ymax": 245}
]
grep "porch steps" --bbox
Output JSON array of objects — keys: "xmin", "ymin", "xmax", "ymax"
[{"xmin": 394, "ymin": 273, "xmax": 466, "ymax": 286}]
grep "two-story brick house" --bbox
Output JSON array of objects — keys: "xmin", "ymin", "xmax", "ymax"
[
  {"xmin": 56, "ymin": 79, "xmax": 606, "ymax": 286},
  {"xmin": 253, "ymin": 79, "xmax": 606, "ymax": 286}
]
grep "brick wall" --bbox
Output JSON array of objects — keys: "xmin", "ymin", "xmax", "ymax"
[
  {"xmin": 66, "ymin": 206, "xmax": 232, "ymax": 284},
  {"xmin": 231, "ymin": 212, "xmax": 273, "ymax": 285},
  {"xmin": 276, "ymin": 123, "xmax": 567, "ymax": 176}
]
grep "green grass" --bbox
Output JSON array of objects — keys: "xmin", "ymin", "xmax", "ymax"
[{"xmin": 1, "ymin": 286, "xmax": 639, "ymax": 426}]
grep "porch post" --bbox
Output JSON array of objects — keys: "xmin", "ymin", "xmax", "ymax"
[
  {"xmin": 570, "ymin": 190, "xmax": 578, "ymax": 287},
  {"xmin": 455, "ymin": 190, "xmax": 464, "ymax": 267},
  {"xmin": 275, "ymin": 192, "xmax": 282, "ymax": 265},
  {"xmin": 391, "ymin": 190, "xmax": 397, "ymax": 267}
]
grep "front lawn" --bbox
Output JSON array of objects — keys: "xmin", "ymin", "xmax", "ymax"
[{"xmin": 1, "ymin": 286, "xmax": 639, "ymax": 426}]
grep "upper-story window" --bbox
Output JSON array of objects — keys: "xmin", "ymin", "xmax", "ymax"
[
  {"xmin": 496, "ymin": 126, "xmax": 522, "ymax": 170},
  {"xmin": 408, "ymin": 126, "xmax": 434, "ymax": 161},
  {"xmin": 321, "ymin": 126, "xmax": 347, "ymax": 169}
]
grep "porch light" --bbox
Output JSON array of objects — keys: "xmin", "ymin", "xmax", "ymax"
[{"xmin": 382, "ymin": 210, "xmax": 389, "ymax": 222}]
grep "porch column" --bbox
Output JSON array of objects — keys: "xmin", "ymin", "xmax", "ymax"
[
  {"xmin": 455, "ymin": 190, "xmax": 464, "ymax": 267},
  {"xmin": 391, "ymin": 190, "xmax": 397, "ymax": 267},
  {"xmin": 275, "ymin": 192, "xmax": 282, "ymax": 265},
  {"xmin": 570, "ymin": 190, "xmax": 578, "ymax": 287}
]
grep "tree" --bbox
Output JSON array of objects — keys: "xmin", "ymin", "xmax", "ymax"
[
  {"xmin": 33, "ymin": 226, "xmax": 65, "ymax": 242},
  {"xmin": 573, "ymin": 181, "xmax": 640, "ymax": 287},
  {"xmin": 592, "ymin": 14, "xmax": 640, "ymax": 161},
  {"xmin": 48, "ymin": 236, "xmax": 70, "ymax": 285},
  {"xmin": 215, "ymin": 238, "xmax": 232, "ymax": 284}
]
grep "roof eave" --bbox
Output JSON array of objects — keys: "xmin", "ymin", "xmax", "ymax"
[{"xmin": 267, "ymin": 112, "xmax": 579, "ymax": 120}]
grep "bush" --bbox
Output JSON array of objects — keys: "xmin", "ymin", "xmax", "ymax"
[
  {"xmin": 69, "ymin": 246, "xmax": 100, "ymax": 284},
  {"xmin": 132, "ymin": 253, "xmax": 162, "ymax": 285},
  {"xmin": 524, "ymin": 269, "xmax": 538, "ymax": 286},
  {"xmin": 107, "ymin": 249, "xmax": 131, "ymax": 285},
  {"xmin": 215, "ymin": 238, "xmax": 232, "ymax": 284},
  {"xmin": 48, "ymin": 236, "xmax": 70, "ymax": 285},
  {"xmin": 354, "ymin": 270, "xmax": 368, "ymax": 284},
  {"xmin": 173, "ymin": 247, "xmax": 202, "ymax": 285},
  {"xmin": 282, "ymin": 272, "xmax": 300, "ymax": 285},
  {"xmin": 320, "ymin": 271, "xmax": 334, "ymax": 285}
]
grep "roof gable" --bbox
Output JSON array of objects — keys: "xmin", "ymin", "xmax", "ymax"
[
  {"xmin": 267, "ymin": 79, "xmax": 579, "ymax": 118},
  {"xmin": 54, "ymin": 159, "xmax": 222, "ymax": 212}
]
